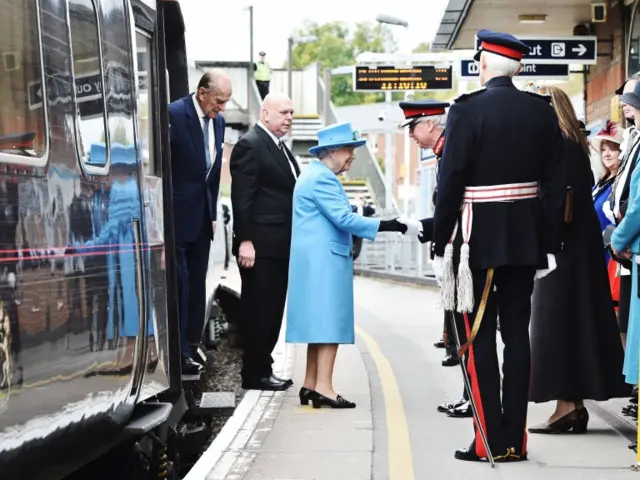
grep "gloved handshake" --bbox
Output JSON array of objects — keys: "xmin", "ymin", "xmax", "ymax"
[{"xmin": 396, "ymin": 215, "xmax": 423, "ymax": 236}]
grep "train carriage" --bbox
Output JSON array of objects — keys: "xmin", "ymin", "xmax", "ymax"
[{"xmin": 0, "ymin": 0, "xmax": 228, "ymax": 478}]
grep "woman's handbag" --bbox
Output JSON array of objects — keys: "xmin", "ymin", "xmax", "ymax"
[{"xmin": 603, "ymin": 224, "xmax": 633, "ymax": 270}]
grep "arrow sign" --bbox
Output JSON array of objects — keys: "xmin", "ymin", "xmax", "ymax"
[
  {"xmin": 459, "ymin": 60, "xmax": 569, "ymax": 80},
  {"xmin": 475, "ymin": 36, "xmax": 597, "ymax": 65},
  {"xmin": 572, "ymin": 44, "xmax": 587, "ymax": 56}
]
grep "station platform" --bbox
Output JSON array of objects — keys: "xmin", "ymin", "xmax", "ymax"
[{"xmin": 189, "ymin": 276, "xmax": 640, "ymax": 480}]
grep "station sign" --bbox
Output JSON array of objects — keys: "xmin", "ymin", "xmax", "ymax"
[
  {"xmin": 459, "ymin": 60, "xmax": 570, "ymax": 80},
  {"xmin": 475, "ymin": 36, "xmax": 597, "ymax": 65},
  {"xmin": 353, "ymin": 65, "xmax": 453, "ymax": 92}
]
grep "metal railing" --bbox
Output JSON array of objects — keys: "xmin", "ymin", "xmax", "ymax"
[{"xmin": 354, "ymin": 233, "xmax": 436, "ymax": 285}]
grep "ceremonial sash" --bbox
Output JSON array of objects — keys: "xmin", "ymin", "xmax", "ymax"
[{"xmin": 441, "ymin": 181, "xmax": 540, "ymax": 314}]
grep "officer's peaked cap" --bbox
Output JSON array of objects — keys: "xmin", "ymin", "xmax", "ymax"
[
  {"xmin": 474, "ymin": 29, "xmax": 530, "ymax": 62},
  {"xmin": 259, "ymin": 51, "xmax": 266, "ymax": 56},
  {"xmin": 399, "ymin": 100, "xmax": 449, "ymax": 128}
]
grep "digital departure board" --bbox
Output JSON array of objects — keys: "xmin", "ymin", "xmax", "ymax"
[{"xmin": 353, "ymin": 65, "xmax": 453, "ymax": 92}]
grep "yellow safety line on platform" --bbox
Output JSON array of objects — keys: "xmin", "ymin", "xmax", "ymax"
[{"xmin": 355, "ymin": 325, "xmax": 415, "ymax": 480}]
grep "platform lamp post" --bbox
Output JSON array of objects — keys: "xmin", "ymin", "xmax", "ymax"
[
  {"xmin": 375, "ymin": 14, "xmax": 408, "ymax": 212},
  {"xmin": 244, "ymin": 5, "xmax": 254, "ymax": 117}
]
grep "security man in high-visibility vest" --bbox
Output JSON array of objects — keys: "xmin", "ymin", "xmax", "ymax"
[{"xmin": 254, "ymin": 51, "xmax": 271, "ymax": 100}]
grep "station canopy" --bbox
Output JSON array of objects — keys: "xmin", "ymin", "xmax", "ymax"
[{"xmin": 433, "ymin": 0, "xmax": 600, "ymax": 50}]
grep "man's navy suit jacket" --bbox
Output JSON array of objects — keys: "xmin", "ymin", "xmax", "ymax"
[{"xmin": 169, "ymin": 94, "xmax": 225, "ymax": 245}]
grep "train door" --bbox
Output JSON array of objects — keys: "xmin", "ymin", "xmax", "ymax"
[{"xmin": 130, "ymin": 2, "xmax": 171, "ymax": 400}]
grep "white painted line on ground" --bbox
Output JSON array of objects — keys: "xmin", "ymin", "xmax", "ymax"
[{"xmin": 184, "ymin": 324, "xmax": 293, "ymax": 480}]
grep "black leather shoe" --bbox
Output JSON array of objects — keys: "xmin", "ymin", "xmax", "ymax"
[
  {"xmin": 311, "ymin": 391, "xmax": 355, "ymax": 409},
  {"xmin": 434, "ymin": 339, "xmax": 446, "ymax": 349},
  {"xmin": 454, "ymin": 443, "xmax": 527, "ymax": 463},
  {"xmin": 272, "ymin": 374, "xmax": 293, "ymax": 386},
  {"xmin": 299, "ymin": 387, "xmax": 314, "ymax": 405},
  {"xmin": 242, "ymin": 377, "xmax": 289, "ymax": 391},
  {"xmin": 630, "ymin": 441, "xmax": 637, "ymax": 452},
  {"xmin": 528, "ymin": 408, "xmax": 588, "ymax": 434},
  {"xmin": 437, "ymin": 397, "xmax": 466, "ymax": 413},
  {"xmin": 442, "ymin": 354, "xmax": 460, "ymax": 367},
  {"xmin": 182, "ymin": 357, "xmax": 204, "ymax": 375},
  {"xmin": 447, "ymin": 401, "xmax": 473, "ymax": 418}
]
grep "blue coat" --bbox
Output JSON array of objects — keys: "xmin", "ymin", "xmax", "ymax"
[
  {"xmin": 285, "ymin": 160, "xmax": 380, "ymax": 344},
  {"xmin": 169, "ymin": 94, "xmax": 225, "ymax": 245},
  {"xmin": 612, "ymin": 164, "xmax": 640, "ymax": 385}
]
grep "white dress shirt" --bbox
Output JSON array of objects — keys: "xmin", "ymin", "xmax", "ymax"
[
  {"xmin": 257, "ymin": 121, "xmax": 298, "ymax": 179},
  {"xmin": 192, "ymin": 94, "xmax": 216, "ymax": 169}
]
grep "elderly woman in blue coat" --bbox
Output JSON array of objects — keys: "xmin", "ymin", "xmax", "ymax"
[
  {"xmin": 611, "ymin": 84, "xmax": 640, "ymax": 388},
  {"xmin": 285, "ymin": 122, "xmax": 421, "ymax": 409}
]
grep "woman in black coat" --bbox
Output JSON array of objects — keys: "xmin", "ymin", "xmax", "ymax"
[{"xmin": 528, "ymin": 86, "xmax": 630, "ymax": 434}]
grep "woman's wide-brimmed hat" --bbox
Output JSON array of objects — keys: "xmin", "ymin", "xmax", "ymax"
[
  {"xmin": 590, "ymin": 120, "xmax": 623, "ymax": 151},
  {"xmin": 308, "ymin": 122, "xmax": 366, "ymax": 156}
]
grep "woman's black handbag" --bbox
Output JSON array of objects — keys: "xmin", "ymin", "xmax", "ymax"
[{"xmin": 604, "ymin": 224, "xmax": 632, "ymax": 270}]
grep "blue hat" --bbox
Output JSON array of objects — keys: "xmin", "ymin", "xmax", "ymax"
[
  {"xmin": 399, "ymin": 100, "xmax": 449, "ymax": 128},
  {"xmin": 473, "ymin": 29, "xmax": 530, "ymax": 62},
  {"xmin": 308, "ymin": 122, "xmax": 366, "ymax": 156}
]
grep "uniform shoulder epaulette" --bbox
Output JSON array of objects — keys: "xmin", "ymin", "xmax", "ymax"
[
  {"xmin": 454, "ymin": 87, "xmax": 486, "ymax": 103},
  {"xmin": 523, "ymin": 90, "xmax": 552, "ymax": 103}
]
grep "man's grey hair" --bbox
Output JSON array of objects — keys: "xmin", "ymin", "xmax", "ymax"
[
  {"xmin": 197, "ymin": 68, "xmax": 230, "ymax": 93},
  {"xmin": 482, "ymin": 51, "xmax": 521, "ymax": 78},
  {"xmin": 417, "ymin": 113, "xmax": 447, "ymax": 129}
]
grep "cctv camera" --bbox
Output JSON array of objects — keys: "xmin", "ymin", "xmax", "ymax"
[{"xmin": 377, "ymin": 111, "xmax": 387, "ymax": 122}]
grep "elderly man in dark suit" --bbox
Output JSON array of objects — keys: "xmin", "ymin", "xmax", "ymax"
[
  {"xmin": 169, "ymin": 69, "xmax": 232, "ymax": 374},
  {"xmin": 230, "ymin": 93, "xmax": 300, "ymax": 391}
]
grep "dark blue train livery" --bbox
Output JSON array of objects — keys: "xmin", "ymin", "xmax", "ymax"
[{"xmin": 0, "ymin": 0, "xmax": 228, "ymax": 478}]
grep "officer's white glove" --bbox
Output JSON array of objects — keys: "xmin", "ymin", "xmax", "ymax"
[
  {"xmin": 432, "ymin": 255, "xmax": 444, "ymax": 286},
  {"xmin": 534, "ymin": 254, "xmax": 557, "ymax": 280},
  {"xmin": 396, "ymin": 215, "xmax": 423, "ymax": 236}
]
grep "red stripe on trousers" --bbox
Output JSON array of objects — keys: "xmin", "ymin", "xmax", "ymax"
[{"xmin": 462, "ymin": 311, "xmax": 490, "ymax": 458}]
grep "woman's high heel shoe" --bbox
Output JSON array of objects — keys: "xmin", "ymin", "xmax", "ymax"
[
  {"xmin": 311, "ymin": 391, "xmax": 356, "ymax": 409},
  {"xmin": 528, "ymin": 408, "xmax": 589, "ymax": 434},
  {"xmin": 299, "ymin": 387, "xmax": 314, "ymax": 406}
]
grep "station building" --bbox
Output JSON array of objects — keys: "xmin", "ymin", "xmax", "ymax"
[{"xmin": 433, "ymin": 0, "xmax": 640, "ymax": 128}]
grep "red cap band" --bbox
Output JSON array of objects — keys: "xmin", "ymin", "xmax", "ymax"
[
  {"xmin": 481, "ymin": 41, "xmax": 524, "ymax": 61},
  {"xmin": 402, "ymin": 107, "xmax": 446, "ymax": 119}
]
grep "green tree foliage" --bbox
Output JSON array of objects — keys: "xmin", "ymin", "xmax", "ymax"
[{"xmin": 289, "ymin": 21, "xmax": 396, "ymax": 106}]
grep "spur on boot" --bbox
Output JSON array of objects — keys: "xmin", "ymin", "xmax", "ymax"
[{"xmin": 528, "ymin": 408, "xmax": 589, "ymax": 434}]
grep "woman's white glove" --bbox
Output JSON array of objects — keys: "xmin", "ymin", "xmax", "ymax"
[{"xmin": 396, "ymin": 216, "xmax": 423, "ymax": 236}]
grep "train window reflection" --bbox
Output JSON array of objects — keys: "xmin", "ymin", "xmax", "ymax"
[
  {"xmin": 0, "ymin": 0, "xmax": 47, "ymax": 159},
  {"xmin": 137, "ymin": 32, "xmax": 154, "ymax": 175},
  {"xmin": 68, "ymin": 0, "xmax": 108, "ymax": 168}
]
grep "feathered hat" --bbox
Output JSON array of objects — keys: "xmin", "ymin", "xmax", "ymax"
[{"xmin": 590, "ymin": 121, "xmax": 623, "ymax": 151}]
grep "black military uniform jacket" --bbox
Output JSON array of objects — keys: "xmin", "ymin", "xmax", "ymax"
[
  {"xmin": 417, "ymin": 131, "xmax": 445, "ymax": 246},
  {"xmin": 432, "ymin": 76, "xmax": 566, "ymax": 270}
]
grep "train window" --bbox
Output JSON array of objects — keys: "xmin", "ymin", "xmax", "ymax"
[
  {"xmin": 99, "ymin": 0, "xmax": 137, "ymax": 171},
  {"xmin": 0, "ymin": 0, "xmax": 48, "ymax": 162},
  {"xmin": 68, "ymin": 0, "xmax": 109, "ymax": 169},
  {"xmin": 136, "ymin": 31, "xmax": 155, "ymax": 175}
]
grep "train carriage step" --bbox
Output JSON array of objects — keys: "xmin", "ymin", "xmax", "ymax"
[
  {"xmin": 124, "ymin": 402, "xmax": 174, "ymax": 436},
  {"xmin": 181, "ymin": 373, "xmax": 202, "ymax": 383},
  {"xmin": 195, "ymin": 391, "xmax": 236, "ymax": 417}
]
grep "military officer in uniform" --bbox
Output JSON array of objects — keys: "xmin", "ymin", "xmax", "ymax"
[
  {"xmin": 432, "ymin": 30, "xmax": 566, "ymax": 462},
  {"xmin": 398, "ymin": 100, "xmax": 460, "ymax": 366},
  {"xmin": 399, "ymin": 100, "xmax": 473, "ymax": 420}
]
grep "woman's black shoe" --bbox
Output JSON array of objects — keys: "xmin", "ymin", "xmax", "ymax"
[
  {"xmin": 311, "ymin": 391, "xmax": 356, "ymax": 409},
  {"xmin": 299, "ymin": 387, "xmax": 314, "ymax": 406},
  {"xmin": 528, "ymin": 408, "xmax": 589, "ymax": 434},
  {"xmin": 629, "ymin": 442, "xmax": 637, "ymax": 452}
]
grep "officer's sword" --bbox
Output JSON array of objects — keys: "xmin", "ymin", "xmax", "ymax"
[{"xmin": 448, "ymin": 310, "xmax": 495, "ymax": 468}]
